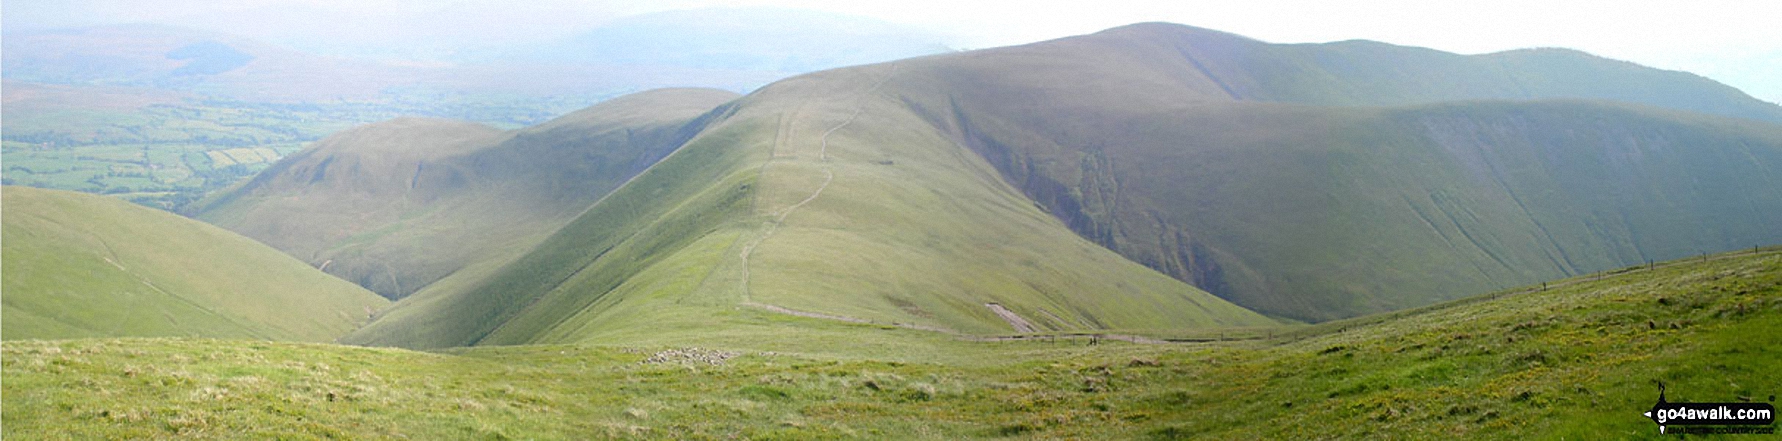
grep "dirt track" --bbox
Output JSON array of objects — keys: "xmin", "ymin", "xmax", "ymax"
[
  {"xmin": 984, "ymin": 303, "xmax": 1038, "ymax": 333},
  {"xmin": 738, "ymin": 64, "xmax": 899, "ymax": 303}
]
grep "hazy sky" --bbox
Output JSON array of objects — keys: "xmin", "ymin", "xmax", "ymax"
[{"xmin": 7, "ymin": 0, "xmax": 1779, "ymax": 104}]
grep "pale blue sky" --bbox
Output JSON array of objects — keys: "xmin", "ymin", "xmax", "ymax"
[{"xmin": 7, "ymin": 0, "xmax": 1778, "ymax": 104}]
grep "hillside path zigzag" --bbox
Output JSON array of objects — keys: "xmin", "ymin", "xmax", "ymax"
[{"xmin": 739, "ymin": 63, "xmax": 899, "ymax": 305}]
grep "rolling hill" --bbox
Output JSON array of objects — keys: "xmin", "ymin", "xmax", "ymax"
[
  {"xmin": 191, "ymin": 88, "xmax": 741, "ymax": 300},
  {"xmin": 0, "ymin": 186, "xmax": 386, "ymax": 341},
  {"xmin": 326, "ymin": 22, "xmax": 1782, "ymax": 347}
]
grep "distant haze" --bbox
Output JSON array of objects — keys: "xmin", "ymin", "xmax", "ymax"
[{"xmin": 5, "ymin": 0, "xmax": 1777, "ymax": 104}]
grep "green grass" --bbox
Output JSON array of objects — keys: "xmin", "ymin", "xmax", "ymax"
[
  {"xmin": 6, "ymin": 248, "xmax": 1777, "ymax": 438},
  {"xmin": 0, "ymin": 186, "xmax": 388, "ymax": 341}
]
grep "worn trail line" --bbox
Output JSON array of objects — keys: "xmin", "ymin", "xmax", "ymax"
[
  {"xmin": 92, "ymin": 235, "xmax": 273, "ymax": 340},
  {"xmin": 748, "ymin": 302, "xmax": 869, "ymax": 323},
  {"xmin": 985, "ymin": 303, "xmax": 1038, "ymax": 333},
  {"xmin": 738, "ymin": 64, "xmax": 898, "ymax": 304}
]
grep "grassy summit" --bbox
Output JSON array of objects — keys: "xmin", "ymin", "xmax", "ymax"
[{"xmin": 1, "ymin": 186, "xmax": 387, "ymax": 341}]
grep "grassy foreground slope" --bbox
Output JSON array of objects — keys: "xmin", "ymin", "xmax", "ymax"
[
  {"xmin": 881, "ymin": 23, "xmax": 1782, "ymax": 321},
  {"xmin": 7, "ymin": 248, "xmax": 1776, "ymax": 438},
  {"xmin": 347, "ymin": 62, "xmax": 1272, "ymax": 349},
  {"xmin": 192, "ymin": 88, "xmax": 739, "ymax": 299},
  {"xmin": 0, "ymin": 186, "xmax": 386, "ymax": 341}
]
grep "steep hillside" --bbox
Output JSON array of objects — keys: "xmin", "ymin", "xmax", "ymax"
[
  {"xmin": 874, "ymin": 23, "xmax": 1782, "ymax": 321},
  {"xmin": 8, "ymin": 248, "xmax": 1776, "ymax": 438},
  {"xmin": 193, "ymin": 88, "xmax": 739, "ymax": 299},
  {"xmin": 0, "ymin": 186, "xmax": 386, "ymax": 340},
  {"xmin": 346, "ymin": 62, "xmax": 1273, "ymax": 349}
]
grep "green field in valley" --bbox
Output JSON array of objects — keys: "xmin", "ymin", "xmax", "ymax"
[
  {"xmin": 0, "ymin": 81, "xmax": 601, "ymax": 210},
  {"xmin": 0, "ymin": 101, "xmax": 329, "ymax": 209}
]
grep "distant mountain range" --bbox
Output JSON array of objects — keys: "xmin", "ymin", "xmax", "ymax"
[
  {"xmin": 1, "ymin": 24, "xmax": 420, "ymax": 102},
  {"xmin": 0, "ymin": 9, "xmax": 956, "ymax": 102}
]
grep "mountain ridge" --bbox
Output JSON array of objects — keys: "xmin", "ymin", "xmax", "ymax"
[
  {"xmin": 1022, "ymin": 22, "xmax": 1782, "ymax": 121},
  {"xmin": 344, "ymin": 60, "xmax": 1277, "ymax": 348}
]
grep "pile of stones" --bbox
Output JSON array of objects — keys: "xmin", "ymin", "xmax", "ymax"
[{"xmin": 640, "ymin": 347, "xmax": 739, "ymax": 366}]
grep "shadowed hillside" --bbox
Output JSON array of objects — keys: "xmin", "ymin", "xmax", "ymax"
[
  {"xmin": 192, "ymin": 88, "xmax": 740, "ymax": 300},
  {"xmin": 0, "ymin": 186, "xmax": 387, "ymax": 341}
]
